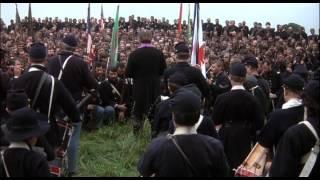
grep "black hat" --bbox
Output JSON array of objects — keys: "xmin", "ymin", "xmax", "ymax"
[
  {"xmin": 62, "ymin": 34, "xmax": 78, "ymax": 47},
  {"xmin": 170, "ymin": 89, "xmax": 201, "ymax": 114},
  {"xmin": 174, "ymin": 42, "xmax": 189, "ymax": 54},
  {"xmin": 283, "ymin": 74, "xmax": 304, "ymax": 91},
  {"xmin": 293, "ymin": 64, "xmax": 308, "ymax": 76},
  {"xmin": 168, "ymin": 72, "xmax": 188, "ymax": 86},
  {"xmin": 230, "ymin": 62, "xmax": 247, "ymax": 77},
  {"xmin": 180, "ymin": 84, "xmax": 202, "ymax": 98},
  {"xmin": 2, "ymin": 107, "xmax": 49, "ymax": 142},
  {"xmin": 6, "ymin": 89, "xmax": 29, "ymax": 111},
  {"xmin": 244, "ymin": 57, "xmax": 258, "ymax": 68},
  {"xmin": 29, "ymin": 43, "xmax": 47, "ymax": 59}
]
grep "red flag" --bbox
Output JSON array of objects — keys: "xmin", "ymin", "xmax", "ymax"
[{"xmin": 178, "ymin": 3, "xmax": 183, "ymax": 37}]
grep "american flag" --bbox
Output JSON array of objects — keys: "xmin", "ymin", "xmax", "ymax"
[{"xmin": 191, "ymin": 3, "xmax": 206, "ymax": 78}]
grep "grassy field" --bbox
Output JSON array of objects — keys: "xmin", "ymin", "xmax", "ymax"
[{"xmin": 78, "ymin": 120, "xmax": 151, "ymax": 177}]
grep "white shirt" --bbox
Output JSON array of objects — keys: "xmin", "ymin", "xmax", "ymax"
[
  {"xmin": 173, "ymin": 126, "xmax": 197, "ymax": 135},
  {"xmin": 28, "ymin": 64, "xmax": 45, "ymax": 72},
  {"xmin": 9, "ymin": 142, "xmax": 30, "ymax": 150},
  {"xmin": 282, "ymin": 98, "xmax": 303, "ymax": 109},
  {"xmin": 231, "ymin": 85, "xmax": 246, "ymax": 91},
  {"xmin": 173, "ymin": 115, "xmax": 204, "ymax": 135}
]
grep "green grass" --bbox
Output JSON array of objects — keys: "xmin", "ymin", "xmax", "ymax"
[{"xmin": 78, "ymin": 120, "xmax": 151, "ymax": 177}]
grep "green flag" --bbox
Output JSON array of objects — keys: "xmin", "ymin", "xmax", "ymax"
[
  {"xmin": 109, "ymin": 5, "xmax": 120, "ymax": 68},
  {"xmin": 187, "ymin": 3, "xmax": 192, "ymax": 43}
]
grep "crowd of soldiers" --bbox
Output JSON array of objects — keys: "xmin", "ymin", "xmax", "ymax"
[{"xmin": 0, "ymin": 14, "xmax": 319, "ymax": 177}]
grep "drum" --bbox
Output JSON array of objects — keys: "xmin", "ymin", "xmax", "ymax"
[{"xmin": 234, "ymin": 143, "xmax": 269, "ymax": 177}]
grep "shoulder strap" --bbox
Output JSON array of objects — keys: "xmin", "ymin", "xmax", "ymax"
[
  {"xmin": 167, "ymin": 134, "xmax": 199, "ymax": 176},
  {"xmin": 195, "ymin": 115, "xmax": 204, "ymax": 130},
  {"xmin": 300, "ymin": 121, "xmax": 319, "ymax": 142},
  {"xmin": 47, "ymin": 76, "xmax": 55, "ymax": 121},
  {"xmin": 58, "ymin": 55, "xmax": 73, "ymax": 80},
  {"xmin": 32, "ymin": 73, "xmax": 48, "ymax": 109},
  {"xmin": 1, "ymin": 149, "xmax": 10, "ymax": 177},
  {"xmin": 249, "ymin": 85, "xmax": 259, "ymax": 97},
  {"xmin": 299, "ymin": 120, "xmax": 320, "ymax": 177},
  {"xmin": 109, "ymin": 82, "xmax": 121, "ymax": 98}
]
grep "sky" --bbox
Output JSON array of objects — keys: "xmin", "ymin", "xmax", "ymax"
[{"xmin": 1, "ymin": 3, "xmax": 319, "ymax": 35}]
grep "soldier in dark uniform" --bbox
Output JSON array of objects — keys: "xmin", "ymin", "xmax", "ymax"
[
  {"xmin": 212, "ymin": 63, "xmax": 264, "ymax": 174},
  {"xmin": 11, "ymin": 43, "xmax": 81, "ymax": 150},
  {"xmin": 163, "ymin": 42, "xmax": 209, "ymax": 100},
  {"xmin": 308, "ymin": 28, "xmax": 318, "ymax": 42},
  {"xmin": 126, "ymin": 30, "xmax": 166, "ymax": 135},
  {"xmin": 270, "ymin": 76, "xmax": 320, "ymax": 177},
  {"xmin": 0, "ymin": 49, "xmax": 10, "ymax": 121},
  {"xmin": 153, "ymin": 72, "xmax": 218, "ymax": 139},
  {"xmin": 7, "ymin": 20, "xmax": 15, "ymax": 33},
  {"xmin": 1, "ymin": 89, "xmax": 55, "ymax": 159},
  {"xmin": 214, "ymin": 19, "xmax": 223, "ymax": 37},
  {"xmin": 152, "ymin": 73, "xmax": 188, "ymax": 138},
  {"xmin": 207, "ymin": 60, "xmax": 231, "ymax": 114},
  {"xmin": 47, "ymin": 34, "xmax": 97, "ymax": 176},
  {"xmin": 258, "ymin": 74, "xmax": 305, "ymax": 157},
  {"xmin": 203, "ymin": 18, "xmax": 214, "ymax": 39},
  {"xmin": 138, "ymin": 89, "xmax": 229, "ymax": 177},
  {"xmin": 241, "ymin": 21, "xmax": 249, "ymax": 38},
  {"xmin": 117, "ymin": 62, "xmax": 133, "ymax": 118},
  {"xmin": 265, "ymin": 22, "xmax": 275, "ymax": 38},
  {"xmin": 261, "ymin": 60, "xmax": 282, "ymax": 110},
  {"xmin": 244, "ymin": 57, "xmax": 271, "ymax": 115},
  {"xmin": 0, "ymin": 107, "xmax": 51, "ymax": 177},
  {"xmin": 98, "ymin": 66, "xmax": 130, "ymax": 124},
  {"xmin": 250, "ymin": 22, "xmax": 258, "ymax": 37}
]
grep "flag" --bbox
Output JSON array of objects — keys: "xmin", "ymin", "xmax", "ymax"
[
  {"xmin": 86, "ymin": 3, "xmax": 91, "ymax": 33},
  {"xmin": 109, "ymin": 5, "xmax": 120, "ymax": 68},
  {"xmin": 100, "ymin": 4, "xmax": 105, "ymax": 31},
  {"xmin": 86, "ymin": 3, "xmax": 95, "ymax": 64},
  {"xmin": 187, "ymin": 4, "xmax": 192, "ymax": 43},
  {"xmin": 15, "ymin": 3, "xmax": 21, "ymax": 32},
  {"xmin": 177, "ymin": 3, "xmax": 183, "ymax": 37},
  {"xmin": 28, "ymin": 3, "xmax": 33, "ymax": 38},
  {"xmin": 191, "ymin": 3, "xmax": 206, "ymax": 78}
]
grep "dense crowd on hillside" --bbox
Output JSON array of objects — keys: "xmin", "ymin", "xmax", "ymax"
[{"xmin": 0, "ymin": 14, "xmax": 319, "ymax": 177}]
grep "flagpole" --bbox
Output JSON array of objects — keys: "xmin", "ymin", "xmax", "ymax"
[
  {"xmin": 187, "ymin": 3, "xmax": 191, "ymax": 44},
  {"xmin": 178, "ymin": 3, "xmax": 183, "ymax": 38},
  {"xmin": 109, "ymin": 4, "xmax": 120, "ymax": 68}
]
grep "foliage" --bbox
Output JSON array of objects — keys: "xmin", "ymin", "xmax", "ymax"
[{"xmin": 78, "ymin": 120, "xmax": 151, "ymax": 177}]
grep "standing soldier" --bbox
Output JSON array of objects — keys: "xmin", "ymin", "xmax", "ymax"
[
  {"xmin": 47, "ymin": 34, "xmax": 98, "ymax": 176},
  {"xmin": 10, "ymin": 43, "xmax": 81, "ymax": 153},
  {"xmin": 212, "ymin": 63, "xmax": 264, "ymax": 175},
  {"xmin": 0, "ymin": 107, "xmax": 51, "ymax": 177},
  {"xmin": 244, "ymin": 57, "xmax": 271, "ymax": 115},
  {"xmin": 163, "ymin": 42, "xmax": 209, "ymax": 101},
  {"xmin": 207, "ymin": 60, "xmax": 231, "ymax": 113},
  {"xmin": 257, "ymin": 74, "xmax": 305, "ymax": 163},
  {"xmin": 138, "ymin": 89, "xmax": 229, "ymax": 177},
  {"xmin": 270, "ymin": 75, "xmax": 320, "ymax": 177},
  {"xmin": 126, "ymin": 30, "xmax": 166, "ymax": 135}
]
